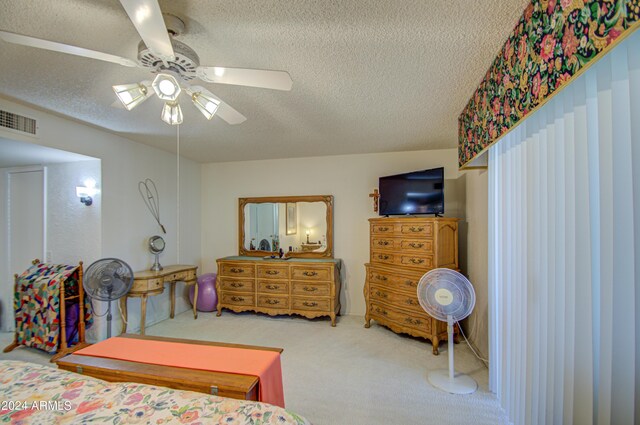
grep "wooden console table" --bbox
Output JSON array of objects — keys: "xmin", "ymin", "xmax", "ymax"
[{"xmin": 120, "ymin": 265, "xmax": 198, "ymax": 335}]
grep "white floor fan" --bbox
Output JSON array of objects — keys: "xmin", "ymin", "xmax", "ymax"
[{"xmin": 417, "ymin": 268, "xmax": 477, "ymax": 394}]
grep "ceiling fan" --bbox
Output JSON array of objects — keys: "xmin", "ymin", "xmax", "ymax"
[{"xmin": 0, "ymin": 0, "xmax": 293, "ymax": 126}]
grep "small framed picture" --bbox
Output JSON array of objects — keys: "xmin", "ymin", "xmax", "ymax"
[{"xmin": 286, "ymin": 202, "xmax": 297, "ymax": 235}]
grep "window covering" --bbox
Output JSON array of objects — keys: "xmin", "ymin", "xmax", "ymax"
[
  {"xmin": 459, "ymin": 0, "xmax": 640, "ymax": 169},
  {"xmin": 488, "ymin": 29, "xmax": 639, "ymax": 424}
]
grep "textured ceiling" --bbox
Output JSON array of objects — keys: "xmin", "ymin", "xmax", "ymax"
[{"xmin": 0, "ymin": 0, "xmax": 529, "ymax": 163}]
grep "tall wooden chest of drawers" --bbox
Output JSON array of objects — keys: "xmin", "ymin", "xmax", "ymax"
[
  {"xmin": 364, "ymin": 217, "xmax": 459, "ymax": 354},
  {"xmin": 216, "ymin": 256, "xmax": 341, "ymax": 326}
]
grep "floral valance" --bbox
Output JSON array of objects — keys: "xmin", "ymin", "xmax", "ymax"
[{"xmin": 458, "ymin": 0, "xmax": 640, "ymax": 168}]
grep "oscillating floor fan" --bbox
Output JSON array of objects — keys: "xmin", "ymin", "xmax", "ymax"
[
  {"xmin": 84, "ymin": 258, "xmax": 133, "ymax": 338},
  {"xmin": 417, "ymin": 268, "xmax": 477, "ymax": 394}
]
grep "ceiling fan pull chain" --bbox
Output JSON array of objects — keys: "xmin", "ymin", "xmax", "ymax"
[{"xmin": 176, "ymin": 123, "xmax": 180, "ymax": 264}]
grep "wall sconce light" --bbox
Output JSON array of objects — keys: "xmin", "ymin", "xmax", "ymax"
[
  {"xmin": 76, "ymin": 178, "xmax": 98, "ymax": 206},
  {"xmin": 305, "ymin": 229, "xmax": 311, "ymax": 244}
]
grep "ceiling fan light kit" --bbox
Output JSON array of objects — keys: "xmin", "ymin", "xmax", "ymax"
[
  {"xmin": 115, "ymin": 73, "xmax": 217, "ymax": 125},
  {"xmin": 191, "ymin": 91, "xmax": 220, "ymax": 120},
  {"xmin": 161, "ymin": 100, "xmax": 183, "ymax": 126},
  {"xmin": 113, "ymin": 82, "xmax": 149, "ymax": 111},
  {"xmin": 152, "ymin": 73, "xmax": 181, "ymax": 101}
]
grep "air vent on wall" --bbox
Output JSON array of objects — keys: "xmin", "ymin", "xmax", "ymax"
[{"xmin": 0, "ymin": 110, "xmax": 37, "ymax": 136}]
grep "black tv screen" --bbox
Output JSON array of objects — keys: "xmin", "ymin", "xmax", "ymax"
[{"xmin": 378, "ymin": 167, "xmax": 444, "ymax": 215}]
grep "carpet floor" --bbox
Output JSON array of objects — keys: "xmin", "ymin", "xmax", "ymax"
[{"xmin": 0, "ymin": 312, "xmax": 508, "ymax": 425}]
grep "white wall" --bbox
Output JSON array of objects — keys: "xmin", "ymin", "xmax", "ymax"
[
  {"xmin": 0, "ymin": 169, "xmax": 6, "ymax": 329},
  {"xmin": 46, "ymin": 160, "xmax": 102, "ymax": 266},
  {"xmin": 0, "ymin": 97, "xmax": 201, "ymax": 341},
  {"xmin": 201, "ymin": 149, "xmax": 465, "ymax": 316},
  {"xmin": 462, "ymin": 169, "xmax": 489, "ymax": 360}
]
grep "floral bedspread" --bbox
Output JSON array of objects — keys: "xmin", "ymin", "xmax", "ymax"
[{"xmin": 0, "ymin": 361, "xmax": 310, "ymax": 424}]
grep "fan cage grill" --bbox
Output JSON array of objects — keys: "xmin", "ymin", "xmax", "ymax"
[
  {"xmin": 417, "ymin": 268, "xmax": 475, "ymax": 322},
  {"xmin": 84, "ymin": 258, "xmax": 133, "ymax": 301}
]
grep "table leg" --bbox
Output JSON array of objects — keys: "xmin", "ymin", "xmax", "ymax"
[
  {"xmin": 120, "ymin": 296, "xmax": 128, "ymax": 334},
  {"xmin": 2, "ymin": 335, "xmax": 18, "ymax": 353},
  {"xmin": 140, "ymin": 295, "xmax": 147, "ymax": 335},
  {"xmin": 170, "ymin": 281, "xmax": 176, "ymax": 319},
  {"xmin": 432, "ymin": 337, "xmax": 440, "ymax": 355},
  {"xmin": 193, "ymin": 282, "xmax": 198, "ymax": 320}
]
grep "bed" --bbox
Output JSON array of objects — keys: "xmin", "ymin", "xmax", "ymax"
[{"xmin": 0, "ymin": 360, "xmax": 310, "ymax": 424}]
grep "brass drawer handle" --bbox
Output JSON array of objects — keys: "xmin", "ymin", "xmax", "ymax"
[
  {"xmin": 303, "ymin": 286, "xmax": 318, "ymax": 292},
  {"xmin": 230, "ymin": 282, "xmax": 244, "ymax": 288},
  {"xmin": 405, "ymin": 280, "xmax": 417, "ymax": 287},
  {"xmin": 409, "ymin": 258, "xmax": 425, "ymax": 264},
  {"xmin": 229, "ymin": 268, "xmax": 244, "ymax": 273},
  {"xmin": 377, "ymin": 254, "xmax": 390, "ymax": 260},
  {"xmin": 405, "ymin": 317, "xmax": 423, "ymax": 326},
  {"xmin": 377, "ymin": 226, "xmax": 390, "ymax": 231},
  {"xmin": 377, "ymin": 240, "xmax": 390, "ymax": 246},
  {"xmin": 265, "ymin": 299, "xmax": 280, "ymax": 305},
  {"xmin": 230, "ymin": 296, "xmax": 245, "ymax": 302},
  {"xmin": 303, "ymin": 271, "xmax": 318, "ymax": 277},
  {"xmin": 409, "ymin": 226, "xmax": 424, "ymax": 232},
  {"xmin": 375, "ymin": 307, "xmax": 388, "ymax": 316},
  {"xmin": 266, "ymin": 284, "xmax": 280, "ymax": 290},
  {"xmin": 408, "ymin": 242, "xmax": 424, "ymax": 249},
  {"xmin": 265, "ymin": 270, "xmax": 280, "ymax": 275},
  {"xmin": 303, "ymin": 301, "xmax": 318, "ymax": 307},
  {"xmin": 375, "ymin": 275, "xmax": 388, "ymax": 281},
  {"xmin": 374, "ymin": 290, "xmax": 388, "ymax": 298}
]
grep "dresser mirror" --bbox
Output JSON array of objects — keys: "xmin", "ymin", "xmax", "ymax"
[{"xmin": 239, "ymin": 195, "xmax": 334, "ymax": 258}]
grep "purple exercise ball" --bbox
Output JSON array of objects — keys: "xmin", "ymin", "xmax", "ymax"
[{"xmin": 189, "ymin": 273, "xmax": 218, "ymax": 312}]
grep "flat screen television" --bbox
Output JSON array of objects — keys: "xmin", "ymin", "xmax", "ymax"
[{"xmin": 378, "ymin": 167, "xmax": 444, "ymax": 216}]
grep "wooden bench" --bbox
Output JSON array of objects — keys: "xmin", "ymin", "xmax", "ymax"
[{"xmin": 56, "ymin": 334, "xmax": 283, "ymax": 401}]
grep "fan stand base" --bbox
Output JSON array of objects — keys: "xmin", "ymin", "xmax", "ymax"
[{"xmin": 428, "ymin": 370, "xmax": 477, "ymax": 394}]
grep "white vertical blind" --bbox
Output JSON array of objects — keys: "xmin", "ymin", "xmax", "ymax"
[{"xmin": 488, "ymin": 29, "xmax": 639, "ymax": 425}]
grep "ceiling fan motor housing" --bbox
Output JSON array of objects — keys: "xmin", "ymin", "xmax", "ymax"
[{"xmin": 138, "ymin": 39, "xmax": 200, "ymax": 81}]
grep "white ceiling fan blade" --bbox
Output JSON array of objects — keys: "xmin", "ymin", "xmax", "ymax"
[
  {"xmin": 111, "ymin": 99, "xmax": 126, "ymax": 109},
  {"xmin": 197, "ymin": 66, "xmax": 293, "ymax": 91},
  {"xmin": 216, "ymin": 101, "xmax": 247, "ymax": 125},
  {"xmin": 0, "ymin": 30, "xmax": 139, "ymax": 67},
  {"xmin": 119, "ymin": 0, "xmax": 174, "ymax": 61},
  {"xmin": 188, "ymin": 86, "xmax": 247, "ymax": 125}
]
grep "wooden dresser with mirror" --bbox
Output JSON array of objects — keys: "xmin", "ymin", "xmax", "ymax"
[{"xmin": 216, "ymin": 195, "xmax": 341, "ymax": 326}]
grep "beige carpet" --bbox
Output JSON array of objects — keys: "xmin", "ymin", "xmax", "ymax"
[{"xmin": 0, "ymin": 312, "xmax": 508, "ymax": 425}]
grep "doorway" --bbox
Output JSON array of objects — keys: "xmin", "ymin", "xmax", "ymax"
[{"xmin": 2, "ymin": 167, "xmax": 46, "ymax": 331}]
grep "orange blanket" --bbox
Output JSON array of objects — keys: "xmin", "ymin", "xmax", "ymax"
[{"xmin": 75, "ymin": 337, "xmax": 285, "ymax": 407}]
